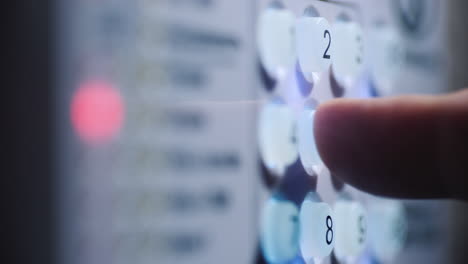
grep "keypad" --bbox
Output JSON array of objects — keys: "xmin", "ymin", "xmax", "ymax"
[{"xmin": 256, "ymin": 3, "xmax": 408, "ymax": 263}]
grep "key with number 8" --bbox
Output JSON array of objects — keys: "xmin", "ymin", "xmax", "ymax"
[{"xmin": 299, "ymin": 192, "xmax": 335, "ymax": 261}]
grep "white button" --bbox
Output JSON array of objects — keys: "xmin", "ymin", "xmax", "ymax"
[
  {"xmin": 257, "ymin": 7, "xmax": 296, "ymax": 79},
  {"xmin": 261, "ymin": 196, "xmax": 299, "ymax": 263},
  {"xmin": 297, "ymin": 108, "xmax": 323, "ymax": 176},
  {"xmin": 295, "ymin": 16, "xmax": 333, "ymax": 81},
  {"xmin": 334, "ymin": 200, "xmax": 367, "ymax": 259},
  {"xmin": 368, "ymin": 200, "xmax": 407, "ymax": 262},
  {"xmin": 299, "ymin": 192, "xmax": 334, "ymax": 261},
  {"xmin": 258, "ymin": 100, "xmax": 298, "ymax": 175},
  {"xmin": 367, "ymin": 25, "xmax": 404, "ymax": 95},
  {"xmin": 332, "ymin": 21, "xmax": 364, "ymax": 81}
]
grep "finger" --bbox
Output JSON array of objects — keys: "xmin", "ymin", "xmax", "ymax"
[{"xmin": 314, "ymin": 89, "xmax": 468, "ymax": 200}]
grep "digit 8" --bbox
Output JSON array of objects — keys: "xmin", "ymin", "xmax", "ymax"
[{"xmin": 326, "ymin": 215, "xmax": 333, "ymax": 245}]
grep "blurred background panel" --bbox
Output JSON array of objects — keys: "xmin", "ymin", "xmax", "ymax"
[{"xmin": 55, "ymin": 1, "xmax": 259, "ymax": 264}]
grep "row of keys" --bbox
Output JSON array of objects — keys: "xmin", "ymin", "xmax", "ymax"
[
  {"xmin": 258, "ymin": 100, "xmax": 321, "ymax": 176},
  {"xmin": 261, "ymin": 193, "xmax": 407, "ymax": 263},
  {"xmin": 261, "ymin": 192, "xmax": 366, "ymax": 263},
  {"xmin": 257, "ymin": 101, "xmax": 407, "ymax": 263},
  {"xmin": 257, "ymin": 5, "xmax": 405, "ymax": 95},
  {"xmin": 257, "ymin": 6, "xmax": 364, "ymax": 84}
]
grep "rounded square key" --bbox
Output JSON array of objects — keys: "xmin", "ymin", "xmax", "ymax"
[
  {"xmin": 334, "ymin": 200, "xmax": 367, "ymax": 259},
  {"xmin": 367, "ymin": 25, "xmax": 405, "ymax": 95},
  {"xmin": 299, "ymin": 192, "xmax": 334, "ymax": 261},
  {"xmin": 258, "ymin": 100, "xmax": 298, "ymax": 175},
  {"xmin": 332, "ymin": 21, "xmax": 364, "ymax": 81},
  {"xmin": 368, "ymin": 200, "xmax": 407, "ymax": 262},
  {"xmin": 296, "ymin": 16, "xmax": 333, "ymax": 81},
  {"xmin": 261, "ymin": 196, "xmax": 300, "ymax": 263},
  {"xmin": 297, "ymin": 108, "xmax": 323, "ymax": 176},
  {"xmin": 257, "ymin": 7, "xmax": 296, "ymax": 79}
]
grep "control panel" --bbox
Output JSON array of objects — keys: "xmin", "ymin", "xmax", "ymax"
[
  {"xmin": 51, "ymin": 0, "xmax": 468, "ymax": 264},
  {"xmin": 255, "ymin": 0, "xmax": 465, "ymax": 264}
]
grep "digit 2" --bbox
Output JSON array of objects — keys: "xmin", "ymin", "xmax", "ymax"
[{"xmin": 323, "ymin": 30, "xmax": 331, "ymax": 59}]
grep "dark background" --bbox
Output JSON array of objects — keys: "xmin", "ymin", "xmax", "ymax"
[{"xmin": 5, "ymin": 1, "xmax": 53, "ymax": 264}]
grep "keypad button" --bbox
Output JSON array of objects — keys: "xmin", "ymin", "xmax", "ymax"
[
  {"xmin": 368, "ymin": 200, "xmax": 407, "ymax": 262},
  {"xmin": 295, "ymin": 16, "xmax": 333, "ymax": 81},
  {"xmin": 257, "ymin": 7, "xmax": 296, "ymax": 79},
  {"xmin": 367, "ymin": 25, "xmax": 404, "ymax": 95},
  {"xmin": 299, "ymin": 192, "xmax": 334, "ymax": 260},
  {"xmin": 261, "ymin": 196, "xmax": 299, "ymax": 263},
  {"xmin": 258, "ymin": 100, "xmax": 298, "ymax": 175},
  {"xmin": 332, "ymin": 21, "xmax": 364, "ymax": 81},
  {"xmin": 334, "ymin": 200, "xmax": 367, "ymax": 259},
  {"xmin": 297, "ymin": 108, "xmax": 323, "ymax": 176}
]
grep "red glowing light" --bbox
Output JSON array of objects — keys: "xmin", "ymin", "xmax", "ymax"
[{"xmin": 71, "ymin": 80, "xmax": 124, "ymax": 144}]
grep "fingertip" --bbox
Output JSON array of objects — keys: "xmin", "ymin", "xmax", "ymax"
[
  {"xmin": 313, "ymin": 97, "xmax": 453, "ymax": 199},
  {"xmin": 314, "ymin": 98, "xmax": 367, "ymax": 175},
  {"xmin": 314, "ymin": 99, "xmax": 374, "ymax": 192}
]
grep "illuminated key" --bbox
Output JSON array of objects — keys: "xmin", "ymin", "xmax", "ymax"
[
  {"xmin": 261, "ymin": 196, "xmax": 299, "ymax": 263},
  {"xmin": 367, "ymin": 25, "xmax": 404, "ymax": 95},
  {"xmin": 295, "ymin": 15, "xmax": 333, "ymax": 81},
  {"xmin": 258, "ymin": 100, "xmax": 298, "ymax": 175},
  {"xmin": 368, "ymin": 200, "xmax": 407, "ymax": 262},
  {"xmin": 257, "ymin": 7, "xmax": 296, "ymax": 79},
  {"xmin": 332, "ymin": 21, "xmax": 364, "ymax": 81},
  {"xmin": 299, "ymin": 192, "xmax": 334, "ymax": 261},
  {"xmin": 297, "ymin": 108, "xmax": 323, "ymax": 175},
  {"xmin": 334, "ymin": 199, "xmax": 367, "ymax": 259}
]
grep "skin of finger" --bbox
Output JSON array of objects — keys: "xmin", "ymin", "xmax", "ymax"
[{"xmin": 314, "ymin": 90, "xmax": 468, "ymax": 200}]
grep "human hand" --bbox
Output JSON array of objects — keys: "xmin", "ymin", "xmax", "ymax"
[{"xmin": 314, "ymin": 89, "xmax": 468, "ymax": 200}]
